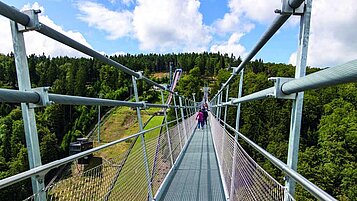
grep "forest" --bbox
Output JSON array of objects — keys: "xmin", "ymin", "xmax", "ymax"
[{"xmin": 0, "ymin": 52, "xmax": 356, "ymax": 200}]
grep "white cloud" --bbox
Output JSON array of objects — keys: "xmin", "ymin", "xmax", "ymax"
[
  {"xmin": 210, "ymin": 32, "xmax": 246, "ymax": 58},
  {"xmin": 0, "ymin": 17, "xmax": 13, "ymax": 55},
  {"xmin": 22, "ymin": 2, "xmax": 45, "ymax": 12},
  {"xmin": 132, "ymin": 0, "xmax": 211, "ymax": 51},
  {"xmin": 77, "ymin": 0, "xmax": 211, "ymax": 52},
  {"xmin": 122, "ymin": 0, "xmax": 134, "ymax": 6},
  {"xmin": 289, "ymin": 51, "xmax": 297, "ymax": 66},
  {"xmin": 210, "ymin": 0, "xmax": 281, "ymax": 59},
  {"xmin": 289, "ymin": 0, "xmax": 357, "ymax": 67},
  {"xmin": 0, "ymin": 2, "xmax": 92, "ymax": 57},
  {"xmin": 213, "ymin": 0, "xmax": 280, "ymax": 34},
  {"xmin": 77, "ymin": 1, "xmax": 133, "ymax": 40}
]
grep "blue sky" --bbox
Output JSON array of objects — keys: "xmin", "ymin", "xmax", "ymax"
[{"xmin": 1, "ymin": 0, "xmax": 357, "ymax": 67}]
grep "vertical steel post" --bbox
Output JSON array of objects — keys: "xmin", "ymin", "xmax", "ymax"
[
  {"xmin": 131, "ymin": 76, "xmax": 154, "ymax": 200},
  {"xmin": 216, "ymin": 93, "xmax": 220, "ymax": 118},
  {"xmin": 98, "ymin": 94, "xmax": 102, "ymax": 143},
  {"xmin": 221, "ymin": 85, "xmax": 229, "ymax": 157},
  {"xmin": 10, "ymin": 21, "xmax": 45, "ymax": 201},
  {"xmin": 184, "ymin": 98, "xmax": 189, "ymax": 117},
  {"xmin": 189, "ymin": 100, "xmax": 193, "ymax": 116},
  {"xmin": 192, "ymin": 93, "xmax": 196, "ymax": 113},
  {"xmin": 186, "ymin": 99, "xmax": 191, "ymax": 116},
  {"xmin": 161, "ymin": 91, "xmax": 174, "ymax": 166},
  {"xmin": 229, "ymin": 69, "xmax": 244, "ymax": 199},
  {"xmin": 179, "ymin": 96, "xmax": 188, "ymax": 143},
  {"xmin": 285, "ymin": 0, "xmax": 312, "ymax": 198},
  {"xmin": 223, "ymin": 85, "xmax": 229, "ymax": 129},
  {"xmin": 188, "ymin": 99, "xmax": 192, "ymax": 116},
  {"xmin": 173, "ymin": 95, "xmax": 183, "ymax": 149},
  {"xmin": 218, "ymin": 92, "xmax": 223, "ymax": 120},
  {"xmin": 212, "ymin": 97, "xmax": 218, "ymax": 116},
  {"xmin": 235, "ymin": 70, "xmax": 244, "ymax": 133}
]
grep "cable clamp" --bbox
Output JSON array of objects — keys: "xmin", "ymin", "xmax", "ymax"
[
  {"xmin": 277, "ymin": 0, "xmax": 305, "ymax": 15},
  {"xmin": 29, "ymin": 87, "xmax": 52, "ymax": 108},
  {"xmin": 18, "ymin": 9, "xmax": 42, "ymax": 32},
  {"xmin": 141, "ymin": 101, "xmax": 147, "ymax": 109},
  {"xmin": 136, "ymin": 71, "xmax": 143, "ymax": 80},
  {"xmin": 231, "ymin": 67, "xmax": 238, "ymax": 76},
  {"xmin": 268, "ymin": 77, "xmax": 296, "ymax": 100}
]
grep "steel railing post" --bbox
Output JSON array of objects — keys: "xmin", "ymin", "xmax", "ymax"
[
  {"xmin": 285, "ymin": 0, "xmax": 312, "ymax": 199},
  {"xmin": 179, "ymin": 97, "xmax": 188, "ymax": 143},
  {"xmin": 189, "ymin": 100, "xmax": 192, "ymax": 116},
  {"xmin": 98, "ymin": 94, "xmax": 102, "ymax": 143},
  {"xmin": 221, "ymin": 85, "xmax": 229, "ymax": 158},
  {"xmin": 192, "ymin": 93, "xmax": 196, "ymax": 113},
  {"xmin": 161, "ymin": 91, "xmax": 174, "ymax": 166},
  {"xmin": 236, "ymin": 70, "xmax": 244, "ymax": 132},
  {"xmin": 131, "ymin": 76, "xmax": 154, "ymax": 200},
  {"xmin": 184, "ymin": 98, "xmax": 189, "ymax": 117},
  {"xmin": 173, "ymin": 95, "xmax": 183, "ymax": 149},
  {"xmin": 214, "ymin": 96, "xmax": 218, "ymax": 117},
  {"xmin": 186, "ymin": 99, "xmax": 191, "ymax": 116},
  {"xmin": 223, "ymin": 85, "xmax": 229, "ymax": 129},
  {"xmin": 229, "ymin": 69, "xmax": 244, "ymax": 199},
  {"xmin": 10, "ymin": 21, "xmax": 46, "ymax": 201},
  {"xmin": 218, "ymin": 92, "xmax": 223, "ymax": 120},
  {"xmin": 216, "ymin": 93, "xmax": 220, "ymax": 118}
]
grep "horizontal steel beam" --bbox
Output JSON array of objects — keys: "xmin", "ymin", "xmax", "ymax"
[
  {"xmin": 0, "ymin": 2, "xmax": 175, "ymax": 95},
  {"xmin": 0, "ymin": 119, "xmax": 178, "ymax": 189},
  {"xmin": 211, "ymin": 87, "xmax": 275, "ymax": 107},
  {"xmin": 0, "ymin": 88, "xmax": 40, "ymax": 103},
  {"xmin": 228, "ymin": 87, "xmax": 274, "ymax": 105},
  {"xmin": 0, "ymin": 88, "xmax": 177, "ymax": 108},
  {"xmin": 219, "ymin": 118, "xmax": 337, "ymax": 201},
  {"xmin": 0, "ymin": 1, "xmax": 30, "ymax": 26},
  {"xmin": 214, "ymin": 59, "xmax": 357, "ymax": 107},
  {"xmin": 282, "ymin": 59, "xmax": 357, "ymax": 94}
]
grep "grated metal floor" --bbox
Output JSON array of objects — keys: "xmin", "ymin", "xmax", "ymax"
[{"xmin": 160, "ymin": 123, "xmax": 226, "ymax": 201}]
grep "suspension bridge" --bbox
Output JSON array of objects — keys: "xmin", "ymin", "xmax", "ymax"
[{"xmin": 0, "ymin": 0, "xmax": 356, "ymax": 200}]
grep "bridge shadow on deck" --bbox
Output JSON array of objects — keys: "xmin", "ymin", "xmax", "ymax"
[{"xmin": 160, "ymin": 122, "xmax": 226, "ymax": 201}]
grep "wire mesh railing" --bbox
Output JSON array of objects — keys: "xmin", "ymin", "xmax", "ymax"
[
  {"xmin": 210, "ymin": 113, "xmax": 295, "ymax": 201},
  {"xmin": 19, "ymin": 113, "xmax": 197, "ymax": 201}
]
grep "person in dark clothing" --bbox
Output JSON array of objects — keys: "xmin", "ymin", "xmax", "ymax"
[
  {"xmin": 196, "ymin": 109, "xmax": 204, "ymax": 130},
  {"xmin": 202, "ymin": 108, "xmax": 208, "ymax": 126}
]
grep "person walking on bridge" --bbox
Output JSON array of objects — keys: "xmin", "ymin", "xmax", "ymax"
[
  {"xmin": 202, "ymin": 107, "xmax": 208, "ymax": 126},
  {"xmin": 196, "ymin": 109, "xmax": 204, "ymax": 130}
]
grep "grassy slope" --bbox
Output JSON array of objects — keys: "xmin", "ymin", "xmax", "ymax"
[
  {"xmin": 94, "ymin": 106, "xmax": 162, "ymax": 159},
  {"xmin": 91, "ymin": 106, "xmax": 165, "ymax": 200},
  {"xmin": 49, "ymin": 107, "xmax": 165, "ymax": 200}
]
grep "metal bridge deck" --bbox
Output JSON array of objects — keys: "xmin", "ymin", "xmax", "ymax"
[{"xmin": 160, "ymin": 123, "xmax": 225, "ymax": 201}]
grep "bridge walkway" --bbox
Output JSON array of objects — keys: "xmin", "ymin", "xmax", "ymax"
[{"xmin": 160, "ymin": 122, "xmax": 225, "ymax": 201}]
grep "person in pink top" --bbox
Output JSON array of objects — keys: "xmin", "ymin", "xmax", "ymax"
[{"xmin": 196, "ymin": 109, "xmax": 204, "ymax": 130}]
